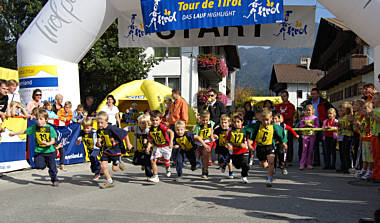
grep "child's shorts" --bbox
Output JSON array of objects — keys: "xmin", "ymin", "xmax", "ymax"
[
  {"xmin": 362, "ymin": 141, "xmax": 373, "ymax": 163},
  {"xmin": 256, "ymin": 145, "xmax": 275, "ymax": 161},
  {"xmin": 100, "ymin": 153, "xmax": 120, "ymax": 166},
  {"xmin": 151, "ymin": 146, "xmax": 172, "ymax": 160},
  {"xmin": 197, "ymin": 142, "xmax": 214, "ymax": 153}
]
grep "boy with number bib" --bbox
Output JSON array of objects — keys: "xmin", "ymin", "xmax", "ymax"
[
  {"xmin": 193, "ymin": 110, "xmax": 215, "ymax": 179},
  {"xmin": 214, "ymin": 114, "xmax": 234, "ymax": 178},
  {"xmin": 124, "ymin": 114, "xmax": 153, "ymax": 180},
  {"xmin": 10, "ymin": 108, "xmax": 59, "ymax": 186},
  {"xmin": 146, "ymin": 110, "xmax": 174, "ymax": 183},
  {"xmin": 76, "ymin": 118, "xmax": 101, "ymax": 180},
  {"xmin": 245, "ymin": 110, "xmax": 287, "ymax": 187},
  {"xmin": 173, "ymin": 120, "xmax": 209, "ymax": 182},
  {"xmin": 226, "ymin": 113, "xmax": 250, "ymax": 184},
  {"xmin": 96, "ymin": 111, "xmax": 132, "ymax": 189}
]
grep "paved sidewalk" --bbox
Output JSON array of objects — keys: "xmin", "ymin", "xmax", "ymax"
[{"xmin": 0, "ymin": 160, "xmax": 379, "ymax": 223}]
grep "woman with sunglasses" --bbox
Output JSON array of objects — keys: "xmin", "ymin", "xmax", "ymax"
[{"xmin": 26, "ymin": 89, "xmax": 43, "ymax": 114}]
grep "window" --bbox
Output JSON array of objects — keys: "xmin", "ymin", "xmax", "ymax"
[
  {"xmin": 330, "ymin": 91, "xmax": 344, "ymax": 103},
  {"xmin": 202, "ymin": 47, "xmax": 212, "ymax": 54},
  {"xmin": 154, "ymin": 76, "xmax": 181, "ymax": 90},
  {"xmin": 297, "ymin": 90, "xmax": 303, "ymax": 98},
  {"xmin": 154, "ymin": 47, "xmax": 180, "ymax": 57}
]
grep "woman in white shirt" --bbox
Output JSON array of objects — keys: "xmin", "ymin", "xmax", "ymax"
[{"xmin": 101, "ymin": 95, "xmax": 121, "ymax": 127}]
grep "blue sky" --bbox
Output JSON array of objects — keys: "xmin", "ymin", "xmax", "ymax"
[{"xmin": 285, "ymin": 0, "xmax": 335, "ymax": 22}]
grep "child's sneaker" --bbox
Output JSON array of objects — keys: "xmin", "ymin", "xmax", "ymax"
[
  {"xmin": 266, "ymin": 176, "xmax": 273, "ymax": 187},
  {"xmin": 249, "ymin": 158, "xmax": 254, "ymax": 166},
  {"xmin": 208, "ymin": 161, "xmax": 213, "ymax": 166},
  {"xmin": 141, "ymin": 166, "xmax": 145, "ymax": 171},
  {"xmin": 228, "ymin": 172, "xmax": 234, "ymax": 179},
  {"xmin": 361, "ymin": 171, "xmax": 373, "ymax": 180},
  {"xmin": 119, "ymin": 161, "xmax": 126, "ymax": 171},
  {"xmin": 52, "ymin": 181, "xmax": 59, "ymax": 187},
  {"xmin": 93, "ymin": 174, "xmax": 101, "ymax": 180},
  {"xmin": 191, "ymin": 165, "xmax": 197, "ymax": 171},
  {"xmin": 221, "ymin": 166, "xmax": 226, "ymax": 173},
  {"xmin": 241, "ymin": 177, "xmax": 248, "ymax": 184},
  {"xmin": 201, "ymin": 170, "xmax": 208, "ymax": 179},
  {"xmin": 355, "ymin": 169, "xmax": 366, "ymax": 178},
  {"xmin": 100, "ymin": 182, "xmax": 114, "ymax": 189},
  {"xmin": 148, "ymin": 176, "xmax": 159, "ymax": 183},
  {"xmin": 59, "ymin": 164, "xmax": 67, "ymax": 172},
  {"xmin": 166, "ymin": 166, "xmax": 171, "ymax": 177},
  {"xmin": 282, "ymin": 168, "xmax": 288, "ymax": 175}
]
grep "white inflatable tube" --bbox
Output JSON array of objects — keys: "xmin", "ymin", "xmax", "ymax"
[
  {"xmin": 318, "ymin": 0, "xmax": 380, "ymax": 89},
  {"xmin": 17, "ymin": 0, "xmax": 120, "ymax": 106}
]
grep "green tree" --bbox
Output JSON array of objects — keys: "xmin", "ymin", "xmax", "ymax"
[
  {"xmin": 0, "ymin": 0, "xmax": 48, "ymax": 69},
  {"xmin": 79, "ymin": 22, "xmax": 161, "ymax": 105}
]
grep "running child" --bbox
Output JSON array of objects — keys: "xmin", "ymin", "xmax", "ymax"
[
  {"xmin": 124, "ymin": 114, "xmax": 153, "ymax": 180},
  {"xmin": 355, "ymin": 102, "xmax": 375, "ymax": 180},
  {"xmin": 226, "ymin": 113, "xmax": 250, "ymax": 184},
  {"xmin": 213, "ymin": 114, "xmax": 234, "ymax": 178},
  {"xmin": 10, "ymin": 108, "xmax": 59, "ymax": 186},
  {"xmin": 299, "ymin": 104, "xmax": 320, "ymax": 170},
  {"xmin": 322, "ymin": 108, "xmax": 338, "ymax": 170},
  {"xmin": 371, "ymin": 92, "xmax": 380, "ymax": 180},
  {"xmin": 96, "ymin": 111, "xmax": 132, "ymax": 189},
  {"xmin": 193, "ymin": 110, "xmax": 215, "ymax": 179},
  {"xmin": 76, "ymin": 117, "xmax": 101, "ymax": 180},
  {"xmin": 146, "ymin": 110, "xmax": 174, "ymax": 183},
  {"xmin": 272, "ymin": 113, "xmax": 299, "ymax": 175},
  {"xmin": 245, "ymin": 110, "xmax": 287, "ymax": 187},
  {"xmin": 173, "ymin": 120, "xmax": 209, "ymax": 181}
]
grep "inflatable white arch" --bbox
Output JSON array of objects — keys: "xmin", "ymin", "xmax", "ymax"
[{"xmin": 17, "ymin": 0, "xmax": 380, "ymax": 106}]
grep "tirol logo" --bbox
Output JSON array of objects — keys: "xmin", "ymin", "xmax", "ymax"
[
  {"xmin": 125, "ymin": 14, "xmax": 148, "ymax": 41},
  {"xmin": 273, "ymin": 10, "xmax": 308, "ymax": 40},
  {"xmin": 146, "ymin": 0, "xmax": 177, "ymax": 32},
  {"xmin": 244, "ymin": 0, "xmax": 281, "ymax": 22}
]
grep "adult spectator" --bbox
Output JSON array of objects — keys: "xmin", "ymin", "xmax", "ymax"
[
  {"xmin": 306, "ymin": 88, "xmax": 333, "ymax": 167},
  {"xmin": 26, "ymin": 89, "xmax": 43, "ymax": 114},
  {"xmin": 169, "ymin": 89, "xmax": 188, "ymax": 127},
  {"xmin": 0, "ymin": 80, "xmax": 8, "ymax": 117},
  {"xmin": 243, "ymin": 101, "xmax": 254, "ymax": 125},
  {"xmin": 363, "ymin": 83, "xmax": 377, "ymax": 102},
  {"xmin": 263, "ymin": 100, "xmax": 275, "ymax": 113},
  {"xmin": 7, "ymin": 79, "xmax": 21, "ymax": 105},
  {"xmin": 101, "ymin": 95, "xmax": 121, "ymax": 127},
  {"xmin": 275, "ymin": 90, "xmax": 296, "ymax": 163},
  {"xmin": 205, "ymin": 89, "xmax": 226, "ymax": 126},
  {"xmin": 52, "ymin": 94, "xmax": 63, "ymax": 114},
  {"xmin": 83, "ymin": 96, "xmax": 96, "ymax": 117}
]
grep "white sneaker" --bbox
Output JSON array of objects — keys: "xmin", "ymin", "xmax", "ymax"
[
  {"xmin": 266, "ymin": 177, "xmax": 273, "ymax": 187},
  {"xmin": 166, "ymin": 167, "xmax": 171, "ymax": 177},
  {"xmin": 148, "ymin": 176, "xmax": 159, "ymax": 183},
  {"xmin": 361, "ymin": 171, "xmax": 372, "ymax": 180},
  {"xmin": 228, "ymin": 172, "xmax": 234, "ymax": 179},
  {"xmin": 282, "ymin": 168, "xmax": 288, "ymax": 175},
  {"xmin": 249, "ymin": 158, "xmax": 254, "ymax": 166},
  {"xmin": 241, "ymin": 177, "xmax": 248, "ymax": 184},
  {"xmin": 355, "ymin": 169, "xmax": 366, "ymax": 178}
]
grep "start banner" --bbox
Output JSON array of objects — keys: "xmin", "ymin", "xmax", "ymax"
[
  {"xmin": 0, "ymin": 118, "xmax": 30, "ymax": 173},
  {"xmin": 119, "ymin": 5, "xmax": 315, "ymax": 48},
  {"xmin": 140, "ymin": 0, "xmax": 283, "ymax": 34},
  {"xmin": 28, "ymin": 120, "xmax": 86, "ymax": 167}
]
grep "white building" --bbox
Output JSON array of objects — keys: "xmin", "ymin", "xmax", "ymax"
[
  {"xmin": 269, "ymin": 58, "xmax": 323, "ymax": 108},
  {"xmin": 145, "ymin": 46, "xmax": 240, "ymax": 108}
]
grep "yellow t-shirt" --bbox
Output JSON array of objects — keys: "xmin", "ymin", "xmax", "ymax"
[{"xmin": 255, "ymin": 124, "xmax": 274, "ymax": 146}]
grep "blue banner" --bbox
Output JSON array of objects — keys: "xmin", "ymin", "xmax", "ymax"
[
  {"xmin": 19, "ymin": 77, "xmax": 58, "ymax": 89},
  {"xmin": 28, "ymin": 120, "xmax": 86, "ymax": 167},
  {"xmin": 141, "ymin": 0, "xmax": 283, "ymax": 34}
]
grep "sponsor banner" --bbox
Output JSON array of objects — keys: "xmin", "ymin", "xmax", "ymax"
[
  {"xmin": 119, "ymin": 5, "xmax": 315, "ymax": 48},
  {"xmin": 18, "ymin": 65, "xmax": 59, "ymax": 106},
  {"xmin": 28, "ymin": 120, "xmax": 86, "ymax": 167},
  {"xmin": 0, "ymin": 118, "xmax": 30, "ymax": 173},
  {"xmin": 140, "ymin": 0, "xmax": 283, "ymax": 34}
]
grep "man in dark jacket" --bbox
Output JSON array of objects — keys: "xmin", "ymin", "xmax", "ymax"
[
  {"xmin": 205, "ymin": 89, "xmax": 226, "ymax": 127},
  {"xmin": 306, "ymin": 88, "xmax": 333, "ymax": 167}
]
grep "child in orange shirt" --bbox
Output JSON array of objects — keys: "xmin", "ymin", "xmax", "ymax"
[{"xmin": 58, "ymin": 101, "xmax": 73, "ymax": 123}]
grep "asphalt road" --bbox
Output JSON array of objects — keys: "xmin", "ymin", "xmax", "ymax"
[{"xmin": 0, "ymin": 158, "xmax": 379, "ymax": 223}]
